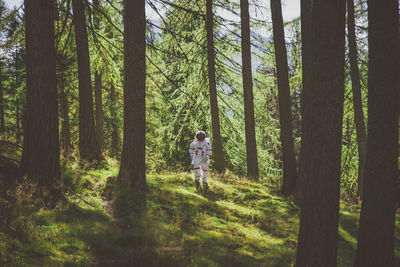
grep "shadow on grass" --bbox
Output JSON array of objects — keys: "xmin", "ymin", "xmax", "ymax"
[
  {"xmin": 6, "ymin": 173, "xmax": 399, "ymax": 267},
  {"xmin": 143, "ymin": 174, "xmax": 300, "ymax": 266}
]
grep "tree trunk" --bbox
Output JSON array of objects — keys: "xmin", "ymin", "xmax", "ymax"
[
  {"xmin": 0, "ymin": 64, "xmax": 4, "ymax": 136},
  {"xmin": 295, "ymin": 0, "xmax": 346, "ymax": 266},
  {"xmin": 109, "ymin": 82, "xmax": 120, "ymax": 157},
  {"xmin": 347, "ymin": 0, "xmax": 367, "ymax": 199},
  {"xmin": 21, "ymin": 0, "xmax": 61, "ymax": 199},
  {"xmin": 240, "ymin": 0, "xmax": 259, "ymax": 180},
  {"xmin": 93, "ymin": 0, "xmax": 104, "ymax": 152},
  {"xmin": 205, "ymin": 0, "xmax": 225, "ymax": 174},
  {"xmin": 296, "ymin": 0, "xmax": 312, "ymax": 203},
  {"xmin": 118, "ymin": 0, "xmax": 147, "ymax": 190},
  {"xmin": 354, "ymin": 0, "xmax": 399, "ymax": 266},
  {"xmin": 60, "ymin": 81, "xmax": 71, "ymax": 157},
  {"xmin": 270, "ymin": 0, "xmax": 297, "ymax": 196},
  {"xmin": 94, "ymin": 71, "xmax": 104, "ymax": 151},
  {"xmin": 72, "ymin": 0, "xmax": 102, "ymax": 163}
]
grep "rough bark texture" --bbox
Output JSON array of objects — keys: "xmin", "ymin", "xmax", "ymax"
[
  {"xmin": 205, "ymin": 0, "xmax": 225, "ymax": 174},
  {"xmin": 118, "ymin": 0, "xmax": 147, "ymax": 190},
  {"xmin": 354, "ymin": 0, "xmax": 399, "ymax": 266},
  {"xmin": 21, "ymin": 0, "xmax": 61, "ymax": 197},
  {"xmin": 240, "ymin": 0, "xmax": 259, "ymax": 180},
  {"xmin": 347, "ymin": 0, "xmax": 367, "ymax": 198},
  {"xmin": 270, "ymin": 0, "xmax": 297, "ymax": 196},
  {"xmin": 93, "ymin": 0, "xmax": 104, "ymax": 152},
  {"xmin": 296, "ymin": 0, "xmax": 312, "ymax": 202},
  {"xmin": 72, "ymin": 0, "xmax": 102, "ymax": 163},
  {"xmin": 0, "ymin": 64, "xmax": 4, "ymax": 135},
  {"xmin": 94, "ymin": 71, "xmax": 104, "ymax": 151},
  {"xmin": 295, "ymin": 0, "xmax": 346, "ymax": 266}
]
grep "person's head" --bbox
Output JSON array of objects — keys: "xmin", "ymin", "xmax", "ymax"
[{"xmin": 196, "ymin": 131, "xmax": 206, "ymax": 142}]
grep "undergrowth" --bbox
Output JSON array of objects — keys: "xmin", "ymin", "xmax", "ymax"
[{"xmin": 0, "ymin": 162, "xmax": 399, "ymax": 266}]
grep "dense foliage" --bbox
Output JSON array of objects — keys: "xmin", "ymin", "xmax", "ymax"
[
  {"xmin": 0, "ymin": 0, "xmax": 370, "ymax": 200},
  {"xmin": 1, "ymin": 0, "xmax": 399, "ymax": 266}
]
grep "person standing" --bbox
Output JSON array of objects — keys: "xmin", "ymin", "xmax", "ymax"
[{"xmin": 189, "ymin": 131, "xmax": 212, "ymax": 191}]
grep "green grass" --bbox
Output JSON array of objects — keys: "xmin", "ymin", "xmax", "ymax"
[{"xmin": 0, "ymin": 165, "xmax": 399, "ymax": 266}]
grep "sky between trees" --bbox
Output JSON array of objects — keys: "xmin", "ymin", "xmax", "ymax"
[{"xmin": 4, "ymin": 0, "xmax": 301, "ymax": 22}]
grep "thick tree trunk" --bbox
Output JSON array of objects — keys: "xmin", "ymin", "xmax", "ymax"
[
  {"xmin": 21, "ymin": 0, "xmax": 61, "ymax": 199},
  {"xmin": 270, "ymin": 0, "xmax": 297, "ymax": 196},
  {"xmin": 240, "ymin": 0, "xmax": 259, "ymax": 180},
  {"xmin": 94, "ymin": 71, "xmax": 104, "ymax": 151},
  {"xmin": 72, "ymin": 0, "xmax": 102, "ymax": 163},
  {"xmin": 296, "ymin": 0, "xmax": 312, "ymax": 203},
  {"xmin": 295, "ymin": 0, "xmax": 346, "ymax": 266},
  {"xmin": 118, "ymin": 0, "xmax": 147, "ymax": 190},
  {"xmin": 93, "ymin": 0, "xmax": 104, "ymax": 152},
  {"xmin": 205, "ymin": 0, "xmax": 225, "ymax": 174},
  {"xmin": 0, "ymin": 64, "xmax": 4, "ymax": 136},
  {"xmin": 354, "ymin": 0, "xmax": 399, "ymax": 266},
  {"xmin": 347, "ymin": 0, "xmax": 367, "ymax": 198},
  {"xmin": 60, "ymin": 82, "xmax": 71, "ymax": 157}
]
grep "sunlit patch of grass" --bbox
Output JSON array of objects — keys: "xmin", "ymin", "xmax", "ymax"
[
  {"xmin": 2, "ymin": 166, "xmax": 398, "ymax": 266},
  {"xmin": 217, "ymin": 200, "xmax": 262, "ymax": 222},
  {"xmin": 144, "ymin": 174, "xmax": 302, "ymax": 266}
]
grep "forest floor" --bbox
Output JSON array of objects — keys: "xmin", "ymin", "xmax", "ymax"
[{"xmin": 1, "ymin": 161, "xmax": 399, "ymax": 267}]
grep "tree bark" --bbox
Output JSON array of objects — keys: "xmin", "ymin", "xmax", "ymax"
[
  {"xmin": 347, "ymin": 0, "xmax": 367, "ymax": 198},
  {"xmin": 295, "ymin": 0, "xmax": 346, "ymax": 266},
  {"xmin": 0, "ymin": 63, "xmax": 4, "ymax": 136},
  {"xmin": 354, "ymin": 0, "xmax": 399, "ymax": 266},
  {"xmin": 270, "ymin": 0, "xmax": 297, "ymax": 196},
  {"xmin": 118, "ymin": 0, "xmax": 147, "ymax": 190},
  {"xmin": 205, "ymin": 0, "xmax": 225, "ymax": 174},
  {"xmin": 240, "ymin": 0, "xmax": 259, "ymax": 180},
  {"xmin": 93, "ymin": 0, "xmax": 104, "ymax": 152},
  {"xmin": 21, "ymin": 0, "xmax": 61, "ymax": 199},
  {"xmin": 296, "ymin": 0, "xmax": 312, "ymax": 202},
  {"xmin": 94, "ymin": 71, "xmax": 104, "ymax": 151},
  {"xmin": 72, "ymin": 0, "xmax": 102, "ymax": 163}
]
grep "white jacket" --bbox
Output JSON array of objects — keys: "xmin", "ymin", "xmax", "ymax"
[{"xmin": 189, "ymin": 138, "xmax": 212, "ymax": 160}]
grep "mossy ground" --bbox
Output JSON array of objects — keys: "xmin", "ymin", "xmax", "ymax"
[{"xmin": 0, "ymin": 163, "xmax": 399, "ymax": 266}]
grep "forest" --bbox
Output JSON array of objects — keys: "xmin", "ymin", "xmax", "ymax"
[{"xmin": 0, "ymin": 0, "xmax": 399, "ymax": 266}]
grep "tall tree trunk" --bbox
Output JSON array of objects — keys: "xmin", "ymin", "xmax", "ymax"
[
  {"xmin": 270, "ymin": 0, "xmax": 297, "ymax": 196},
  {"xmin": 93, "ymin": 0, "xmax": 104, "ymax": 152},
  {"xmin": 354, "ymin": 0, "xmax": 399, "ymax": 265},
  {"xmin": 94, "ymin": 71, "xmax": 104, "ymax": 151},
  {"xmin": 60, "ymin": 81, "xmax": 71, "ymax": 157},
  {"xmin": 0, "ymin": 64, "xmax": 4, "ymax": 136},
  {"xmin": 205, "ymin": 0, "xmax": 225, "ymax": 174},
  {"xmin": 295, "ymin": 0, "xmax": 346, "ymax": 266},
  {"xmin": 240, "ymin": 0, "xmax": 259, "ymax": 180},
  {"xmin": 296, "ymin": 0, "xmax": 312, "ymax": 203},
  {"xmin": 109, "ymin": 82, "xmax": 120, "ymax": 157},
  {"xmin": 347, "ymin": 0, "xmax": 367, "ymax": 198},
  {"xmin": 21, "ymin": 0, "xmax": 61, "ymax": 199},
  {"xmin": 118, "ymin": 0, "xmax": 146, "ymax": 190},
  {"xmin": 72, "ymin": 0, "xmax": 102, "ymax": 163}
]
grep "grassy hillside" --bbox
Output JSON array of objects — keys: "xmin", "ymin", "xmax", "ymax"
[{"xmin": 1, "ymin": 163, "xmax": 399, "ymax": 266}]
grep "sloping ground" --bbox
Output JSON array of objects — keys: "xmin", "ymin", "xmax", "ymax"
[
  {"xmin": 145, "ymin": 174, "xmax": 299, "ymax": 267},
  {"xmin": 0, "ymin": 168, "xmax": 399, "ymax": 266}
]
